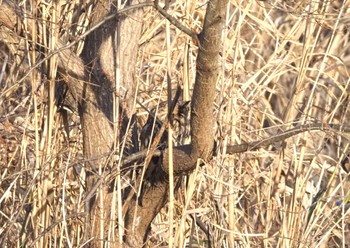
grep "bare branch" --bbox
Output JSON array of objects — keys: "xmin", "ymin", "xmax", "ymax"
[
  {"xmin": 120, "ymin": 123, "xmax": 350, "ymax": 172},
  {"xmin": 153, "ymin": 0, "xmax": 200, "ymax": 44},
  {"xmin": 226, "ymin": 123, "xmax": 350, "ymax": 154}
]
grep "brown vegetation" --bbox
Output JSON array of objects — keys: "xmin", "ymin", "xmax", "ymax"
[{"xmin": 1, "ymin": 0, "xmax": 350, "ymax": 247}]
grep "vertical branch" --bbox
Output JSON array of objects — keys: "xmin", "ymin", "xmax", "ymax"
[
  {"xmin": 190, "ymin": 0, "xmax": 227, "ymax": 159},
  {"xmin": 113, "ymin": 0, "xmax": 123, "ymax": 244},
  {"xmin": 165, "ymin": 20, "xmax": 175, "ymax": 247}
]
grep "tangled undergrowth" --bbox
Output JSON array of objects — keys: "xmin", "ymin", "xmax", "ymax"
[{"xmin": 1, "ymin": 0, "xmax": 350, "ymax": 247}]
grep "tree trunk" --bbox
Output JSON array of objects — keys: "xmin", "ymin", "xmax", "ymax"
[{"xmin": 78, "ymin": 0, "xmax": 145, "ymax": 246}]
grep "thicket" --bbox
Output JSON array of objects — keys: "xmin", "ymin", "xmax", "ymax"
[{"xmin": 0, "ymin": 0, "xmax": 349, "ymax": 247}]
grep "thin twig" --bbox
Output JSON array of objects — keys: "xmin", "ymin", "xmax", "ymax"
[{"xmin": 153, "ymin": 0, "xmax": 200, "ymax": 45}]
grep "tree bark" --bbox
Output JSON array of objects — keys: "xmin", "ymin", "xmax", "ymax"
[{"xmin": 78, "ymin": 0, "xmax": 145, "ymax": 245}]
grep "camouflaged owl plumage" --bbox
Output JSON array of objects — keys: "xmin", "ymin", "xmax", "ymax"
[{"xmin": 140, "ymin": 101, "xmax": 191, "ymax": 150}]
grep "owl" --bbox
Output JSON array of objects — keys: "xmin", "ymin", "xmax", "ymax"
[{"xmin": 140, "ymin": 101, "xmax": 190, "ymax": 150}]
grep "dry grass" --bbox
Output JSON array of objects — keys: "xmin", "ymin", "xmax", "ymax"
[{"xmin": 1, "ymin": 0, "xmax": 350, "ymax": 247}]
